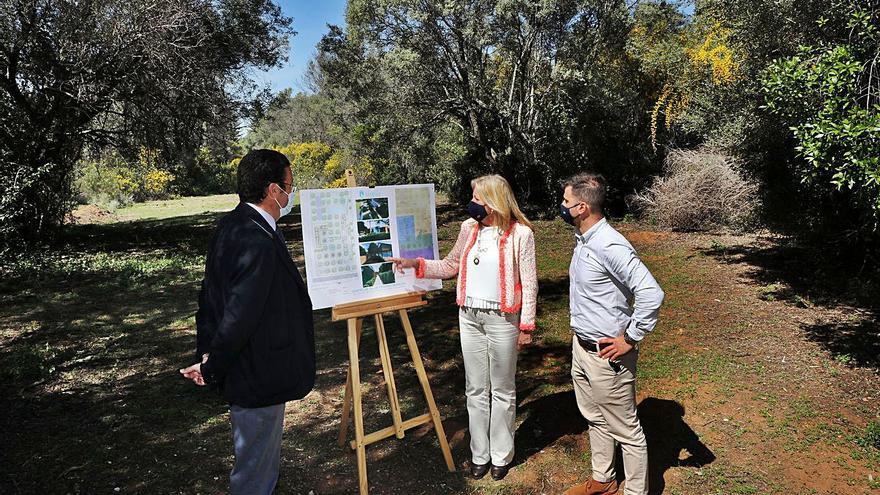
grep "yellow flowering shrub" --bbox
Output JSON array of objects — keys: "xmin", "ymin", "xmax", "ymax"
[
  {"xmin": 643, "ymin": 20, "xmax": 741, "ymax": 150},
  {"xmin": 114, "ymin": 173, "xmax": 138, "ymax": 196},
  {"xmin": 144, "ymin": 170, "xmax": 175, "ymax": 196},
  {"xmin": 269, "ymin": 143, "xmax": 375, "ymax": 189},
  {"xmin": 687, "ymin": 23, "xmax": 739, "ymax": 85},
  {"xmin": 76, "ymin": 147, "xmax": 179, "ymax": 207},
  {"xmin": 274, "ymin": 142, "xmax": 333, "ymax": 189},
  {"xmin": 325, "ymin": 151, "xmax": 374, "ymax": 188},
  {"xmin": 325, "ymin": 177, "xmax": 349, "ymax": 188},
  {"xmin": 323, "ymin": 151, "xmax": 344, "ymax": 179}
]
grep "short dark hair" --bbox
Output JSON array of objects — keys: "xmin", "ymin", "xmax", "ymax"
[
  {"xmin": 564, "ymin": 172, "xmax": 606, "ymax": 211},
  {"xmin": 236, "ymin": 149, "xmax": 290, "ymax": 204}
]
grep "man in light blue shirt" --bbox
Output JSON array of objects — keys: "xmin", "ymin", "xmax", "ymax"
[{"xmin": 561, "ymin": 173, "xmax": 664, "ymax": 495}]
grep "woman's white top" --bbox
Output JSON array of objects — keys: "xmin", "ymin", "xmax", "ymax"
[{"xmin": 464, "ymin": 225, "xmax": 502, "ymax": 310}]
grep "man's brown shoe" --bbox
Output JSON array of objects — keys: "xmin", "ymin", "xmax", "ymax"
[{"xmin": 562, "ymin": 478, "xmax": 619, "ymax": 495}]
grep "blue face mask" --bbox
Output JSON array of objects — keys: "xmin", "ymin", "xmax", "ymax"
[
  {"xmin": 467, "ymin": 201, "xmax": 488, "ymax": 222},
  {"xmin": 560, "ymin": 202, "xmax": 578, "ymax": 225},
  {"xmin": 273, "ymin": 184, "xmax": 296, "ymax": 218}
]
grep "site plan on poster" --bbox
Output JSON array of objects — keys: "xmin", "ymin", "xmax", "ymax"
[{"xmin": 300, "ymin": 184, "xmax": 443, "ymax": 309}]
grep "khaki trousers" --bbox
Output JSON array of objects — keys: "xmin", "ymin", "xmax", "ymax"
[{"xmin": 571, "ymin": 335, "xmax": 648, "ymax": 495}]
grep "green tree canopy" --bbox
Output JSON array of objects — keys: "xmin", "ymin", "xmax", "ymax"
[
  {"xmin": 762, "ymin": 2, "xmax": 880, "ymax": 234},
  {"xmin": 0, "ymin": 0, "xmax": 294, "ymax": 247},
  {"xmin": 317, "ymin": 0, "xmax": 653, "ymax": 210}
]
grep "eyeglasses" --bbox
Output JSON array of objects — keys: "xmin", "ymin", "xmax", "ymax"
[{"xmin": 278, "ymin": 182, "xmax": 297, "ymax": 195}]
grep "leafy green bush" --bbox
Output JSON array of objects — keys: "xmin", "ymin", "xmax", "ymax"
[
  {"xmin": 75, "ymin": 149, "xmax": 177, "ymax": 209},
  {"xmin": 761, "ymin": 3, "xmax": 880, "ymax": 232},
  {"xmin": 75, "ymin": 153, "xmax": 137, "ymax": 209},
  {"xmin": 184, "ymin": 147, "xmax": 237, "ymax": 196},
  {"xmin": 1, "ymin": 147, "xmax": 77, "ymax": 253}
]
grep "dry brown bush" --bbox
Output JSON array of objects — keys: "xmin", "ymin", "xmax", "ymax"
[{"xmin": 629, "ymin": 147, "xmax": 760, "ymax": 231}]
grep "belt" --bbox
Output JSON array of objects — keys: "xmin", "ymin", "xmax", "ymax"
[
  {"xmin": 575, "ymin": 335, "xmax": 623, "ymax": 373},
  {"xmin": 576, "ymin": 335, "xmax": 612, "ymax": 353}
]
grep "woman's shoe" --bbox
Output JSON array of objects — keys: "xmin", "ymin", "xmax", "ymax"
[
  {"xmin": 490, "ymin": 464, "xmax": 510, "ymax": 480},
  {"xmin": 470, "ymin": 462, "xmax": 490, "ymax": 479}
]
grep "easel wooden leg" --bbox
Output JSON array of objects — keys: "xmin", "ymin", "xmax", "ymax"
[
  {"xmin": 375, "ymin": 314, "xmax": 405, "ymax": 439},
  {"xmin": 346, "ymin": 318, "xmax": 369, "ymax": 495},
  {"xmin": 333, "ymin": 294, "xmax": 456, "ymax": 491},
  {"xmin": 338, "ymin": 318, "xmax": 363, "ymax": 447},
  {"xmin": 399, "ymin": 309, "xmax": 456, "ymax": 471}
]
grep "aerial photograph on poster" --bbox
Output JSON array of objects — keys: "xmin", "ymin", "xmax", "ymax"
[{"xmin": 357, "ymin": 219, "xmax": 391, "ymax": 242}]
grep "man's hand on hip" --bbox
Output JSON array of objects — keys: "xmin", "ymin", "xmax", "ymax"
[{"xmin": 597, "ymin": 335, "xmax": 633, "ymax": 361}]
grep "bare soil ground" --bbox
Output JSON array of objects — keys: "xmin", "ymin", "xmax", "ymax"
[{"xmin": 1, "ymin": 198, "xmax": 877, "ymax": 494}]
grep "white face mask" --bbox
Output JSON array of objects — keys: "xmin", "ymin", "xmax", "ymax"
[{"xmin": 273, "ymin": 183, "xmax": 296, "ymax": 218}]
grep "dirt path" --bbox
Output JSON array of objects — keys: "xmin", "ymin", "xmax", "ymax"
[{"xmin": 617, "ymin": 227, "xmax": 879, "ymax": 495}]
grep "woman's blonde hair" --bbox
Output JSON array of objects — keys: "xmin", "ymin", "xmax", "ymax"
[{"xmin": 471, "ymin": 174, "xmax": 533, "ymax": 231}]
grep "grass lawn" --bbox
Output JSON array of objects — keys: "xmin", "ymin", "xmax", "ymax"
[
  {"xmin": 114, "ymin": 194, "xmax": 241, "ymax": 222},
  {"xmin": 1, "ymin": 194, "xmax": 878, "ymax": 494},
  {"xmin": 71, "ymin": 192, "xmax": 302, "ymax": 224}
]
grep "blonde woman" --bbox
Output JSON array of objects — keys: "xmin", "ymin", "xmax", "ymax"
[{"xmin": 390, "ymin": 175, "xmax": 538, "ymax": 481}]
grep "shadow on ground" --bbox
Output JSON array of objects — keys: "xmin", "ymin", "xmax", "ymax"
[
  {"xmin": 640, "ymin": 397, "xmax": 715, "ymax": 495},
  {"xmin": 0, "ymin": 207, "xmax": 473, "ymax": 493},
  {"xmin": 702, "ymin": 238, "xmax": 880, "ymax": 370},
  {"xmin": 2, "ymin": 207, "xmax": 720, "ymax": 494},
  {"xmin": 510, "ymin": 392, "xmax": 714, "ymax": 495}
]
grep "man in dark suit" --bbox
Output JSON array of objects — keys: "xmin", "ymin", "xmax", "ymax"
[{"xmin": 180, "ymin": 149, "xmax": 315, "ymax": 494}]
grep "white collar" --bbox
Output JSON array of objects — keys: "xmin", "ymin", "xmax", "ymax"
[
  {"xmin": 575, "ymin": 217, "xmax": 606, "ymax": 244},
  {"xmin": 246, "ymin": 203, "xmax": 277, "ymax": 231}
]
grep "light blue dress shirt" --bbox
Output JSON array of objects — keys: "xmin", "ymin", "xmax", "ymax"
[{"xmin": 569, "ymin": 218, "xmax": 665, "ymax": 342}]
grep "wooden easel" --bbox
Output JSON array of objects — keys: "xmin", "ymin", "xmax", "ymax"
[{"xmin": 333, "ymin": 170, "xmax": 455, "ymax": 495}]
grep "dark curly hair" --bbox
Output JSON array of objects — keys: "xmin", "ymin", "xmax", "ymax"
[{"xmin": 236, "ymin": 149, "xmax": 291, "ymax": 204}]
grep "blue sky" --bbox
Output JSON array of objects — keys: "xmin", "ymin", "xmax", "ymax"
[{"xmin": 252, "ymin": 0, "xmax": 348, "ymax": 94}]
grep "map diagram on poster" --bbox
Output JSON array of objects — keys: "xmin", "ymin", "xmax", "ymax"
[{"xmin": 300, "ymin": 184, "xmax": 443, "ymax": 309}]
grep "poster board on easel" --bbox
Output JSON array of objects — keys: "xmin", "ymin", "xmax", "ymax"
[{"xmin": 299, "ymin": 182, "xmax": 443, "ymax": 309}]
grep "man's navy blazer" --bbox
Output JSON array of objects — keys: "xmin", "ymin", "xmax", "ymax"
[{"xmin": 195, "ymin": 203, "xmax": 315, "ymax": 407}]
